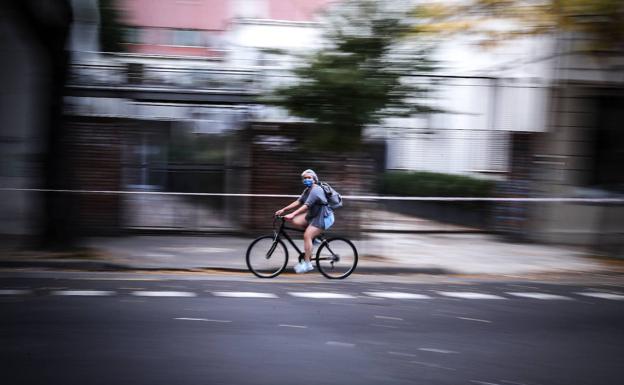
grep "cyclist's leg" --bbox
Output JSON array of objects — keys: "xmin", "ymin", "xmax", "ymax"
[
  {"xmin": 303, "ymin": 225, "xmax": 323, "ymax": 263},
  {"xmin": 290, "ymin": 213, "xmax": 308, "ymax": 230}
]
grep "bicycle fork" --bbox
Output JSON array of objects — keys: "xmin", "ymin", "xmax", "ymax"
[{"xmin": 265, "ymin": 232, "xmax": 280, "ymax": 259}]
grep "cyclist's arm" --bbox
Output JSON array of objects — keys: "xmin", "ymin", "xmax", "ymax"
[
  {"xmin": 276, "ymin": 200, "xmax": 302, "ymax": 216},
  {"xmin": 287, "ymin": 203, "xmax": 309, "ymax": 218}
]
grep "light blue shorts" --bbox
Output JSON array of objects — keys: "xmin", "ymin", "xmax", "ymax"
[{"xmin": 323, "ymin": 211, "xmax": 335, "ymax": 230}]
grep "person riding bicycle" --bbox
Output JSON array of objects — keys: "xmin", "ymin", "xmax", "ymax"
[{"xmin": 275, "ymin": 169, "xmax": 335, "ymax": 274}]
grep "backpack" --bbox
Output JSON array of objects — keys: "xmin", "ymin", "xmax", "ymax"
[{"xmin": 319, "ymin": 181, "xmax": 343, "ymax": 210}]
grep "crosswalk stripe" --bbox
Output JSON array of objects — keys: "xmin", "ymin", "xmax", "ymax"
[
  {"xmin": 364, "ymin": 292, "xmax": 432, "ymax": 299},
  {"xmin": 52, "ymin": 290, "xmax": 115, "ymax": 296},
  {"xmin": 506, "ymin": 292, "xmax": 572, "ymax": 300},
  {"xmin": 289, "ymin": 292, "xmax": 355, "ymax": 299},
  {"xmin": 132, "ymin": 291, "xmax": 196, "ymax": 297},
  {"xmin": 437, "ymin": 292, "xmax": 505, "ymax": 300},
  {"xmin": 4, "ymin": 288, "xmax": 622, "ymax": 302},
  {"xmin": 212, "ymin": 292, "xmax": 278, "ymax": 298},
  {"xmin": 175, "ymin": 318, "xmax": 231, "ymax": 323},
  {"xmin": 0, "ymin": 289, "xmax": 32, "ymax": 295},
  {"xmin": 576, "ymin": 292, "xmax": 624, "ymax": 300}
]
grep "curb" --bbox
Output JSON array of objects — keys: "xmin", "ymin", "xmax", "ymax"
[{"xmin": 0, "ymin": 260, "xmax": 453, "ymax": 275}]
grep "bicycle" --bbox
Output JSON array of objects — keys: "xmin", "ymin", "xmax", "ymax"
[{"xmin": 246, "ymin": 216, "xmax": 358, "ymax": 279}]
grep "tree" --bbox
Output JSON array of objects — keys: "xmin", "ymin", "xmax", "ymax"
[
  {"xmin": 412, "ymin": 0, "xmax": 624, "ymax": 54},
  {"xmin": 268, "ymin": 0, "xmax": 437, "ymax": 152},
  {"xmin": 99, "ymin": 0, "xmax": 127, "ymax": 52}
]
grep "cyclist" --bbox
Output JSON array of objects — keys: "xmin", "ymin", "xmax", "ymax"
[{"xmin": 275, "ymin": 169, "xmax": 335, "ymax": 273}]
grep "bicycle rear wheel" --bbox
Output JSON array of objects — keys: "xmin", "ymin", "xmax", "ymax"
[
  {"xmin": 316, "ymin": 237, "xmax": 358, "ymax": 279},
  {"xmin": 246, "ymin": 235, "xmax": 288, "ymax": 278}
]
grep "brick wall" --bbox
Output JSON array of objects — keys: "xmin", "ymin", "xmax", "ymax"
[
  {"xmin": 243, "ymin": 122, "xmax": 376, "ymax": 237},
  {"xmin": 64, "ymin": 117, "xmax": 127, "ymax": 234}
]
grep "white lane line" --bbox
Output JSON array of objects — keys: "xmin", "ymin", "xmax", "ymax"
[
  {"xmin": 500, "ymin": 380, "xmax": 529, "ymax": 385},
  {"xmin": 132, "ymin": 291, "xmax": 196, "ymax": 297},
  {"xmin": 289, "ymin": 292, "xmax": 355, "ymax": 299},
  {"xmin": 411, "ymin": 361, "xmax": 456, "ymax": 371},
  {"xmin": 506, "ymin": 292, "xmax": 572, "ymax": 300},
  {"xmin": 371, "ymin": 324, "xmax": 399, "ymax": 329},
  {"xmin": 212, "ymin": 292, "xmax": 278, "ymax": 298},
  {"xmin": 0, "ymin": 289, "xmax": 32, "ymax": 295},
  {"xmin": 388, "ymin": 351, "xmax": 418, "ymax": 358},
  {"xmin": 374, "ymin": 315, "xmax": 404, "ymax": 321},
  {"xmin": 457, "ymin": 317, "xmax": 492, "ymax": 323},
  {"xmin": 326, "ymin": 341, "xmax": 355, "ymax": 348},
  {"xmin": 51, "ymin": 290, "xmax": 115, "ymax": 296},
  {"xmin": 438, "ymin": 292, "xmax": 505, "ymax": 300},
  {"xmin": 175, "ymin": 318, "xmax": 231, "ymax": 323},
  {"xmin": 471, "ymin": 381, "xmax": 501, "ymax": 385},
  {"xmin": 364, "ymin": 292, "xmax": 432, "ymax": 299},
  {"xmin": 418, "ymin": 348, "xmax": 459, "ymax": 354},
  {"xmin": 279, "ymin": 324, "xmax": 307, "ymax": 329},
  {"xmin": 576, "ymin": 292, "xmax": 624, "ymax": 300}
]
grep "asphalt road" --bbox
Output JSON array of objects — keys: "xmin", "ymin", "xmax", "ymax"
[{"xmin": 1, "ymin": 273, "xmax": 623, "ymax": 385}]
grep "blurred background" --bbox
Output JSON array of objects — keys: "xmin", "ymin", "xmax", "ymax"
[{"xmin": 0, "ymin": 0, "xmax": 622, "ymax": 258}]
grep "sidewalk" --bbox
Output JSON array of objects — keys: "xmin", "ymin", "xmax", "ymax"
[
  {"xmin": 0, "ymin": 209, "xmax": 620, "ymax": 276},
  {"xmin": 0, "ymin": 232, "xmax": 616, "ymax": 276}
]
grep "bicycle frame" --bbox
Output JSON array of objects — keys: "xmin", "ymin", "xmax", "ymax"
[{"xmin": 270, "ymin": 217, "xmax": 336, "ymax": 263}]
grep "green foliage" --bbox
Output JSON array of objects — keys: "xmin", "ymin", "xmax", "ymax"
[
  {"xmin": 378, "ymin": 170, "xmax": 496, "ymax": 197},
  {"xmin": 412, "ymin": 0, "xmax": 624, "ymax": 53},
  {"xmin": 267, "ymin": 0, "xmax": 437, "ymax": 152}
]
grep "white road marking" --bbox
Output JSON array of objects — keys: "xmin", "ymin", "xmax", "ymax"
[
  {"xmin": 175, "ymin": 318, "xmax": 231, "ymax": 323},
  {"xmin": 279, "ymin": 324, "xmax": 307, "ymax": 329},
  {"xmin": 418, "ymin": 348, "xmax": 459, "ymax": 354},
  {"xmin": 507, "ymin": 292, "xmax": 572, "ymax": 300},
  {"xmin": 51, "ymin": 290, "xmax": 115, "ymax": 296},
  {"xmin": 438, "ymin": 292, "xmax": 505, "ymax": 300},
  {"xmin": 411, "ymin": 361, "xmax": 456, "ymax": 371},
  {"xmin": 374, "ymin": 315, "xmax": 404, "ymax": 321},
  {"xmin": 364, "ymin": 292, "xmax": 432, "ymax": 299},
  {"xmin": 212, "ymin": 292, "xmax": 278, "ymax": 298},
  {"xmin": 0, "ymin": 289, "xmax": 31, "ymax": 295},
  {"xmin": 326, "ymin": 341, "xmax": 355, "ymax": 347},
  {"xmin": 471, "ymin": 381, "xmax": 501, "ymax": 385},
  {"xmin": 457, "ymin": 317, "xmax": 492, "ymax": 323},
  {"xmin": 371, "ymin": 324, "xmax": 399, "ymax": 329},
  {"xmin": 576, "ymin": 292, "xmax": 624, "ymax": 300},
  {"xmin": 388, "ymin": 351, "xmax": 418, "ymax": 357},
  {"xmin": 132, "ymin": 291, "xmax": 196, "ymax": 297},
  {"xmin": 289, "ymin": 292, "xmax": 355, "ymax": 299}
]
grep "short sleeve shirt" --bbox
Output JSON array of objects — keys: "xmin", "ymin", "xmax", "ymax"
[{"xmin": 298, "ymin": 185, "xmax": 330, "ymax": 228}]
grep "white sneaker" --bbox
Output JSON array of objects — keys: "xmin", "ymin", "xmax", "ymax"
[
  {"xmin": 294, "ymin": 261, "xmax": 314, "ymax": 274},
  {"xmin": 294, "ymin": 262, "xmax": 306, "ymax": 273}
]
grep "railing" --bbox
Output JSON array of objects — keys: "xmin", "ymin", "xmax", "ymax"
[{"xmin": 68, "ymin": 62, "xmax": 260, "ymax": 92}]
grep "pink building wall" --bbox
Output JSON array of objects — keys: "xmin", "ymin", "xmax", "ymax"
[
  {"xmin": 268, "ymin": 0, "xmax": 333, "ymax": 21},
  {"xmin": 122, "ymin": 0, "xmax": 228, "ymax": 30},
  {"xmin": 119, "ymin": 0, "xmax": 334, "ymax": 57}
]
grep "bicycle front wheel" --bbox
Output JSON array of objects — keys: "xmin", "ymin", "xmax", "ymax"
[
  {"xmin": 316, "ymin": 237, "xmax": 358, "ymax": 279},
  {"xmin": 246, "ymin": 235, "xmax": 289, "ymax": 278}
]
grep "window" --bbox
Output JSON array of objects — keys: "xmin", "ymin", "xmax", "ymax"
[
  {"xmin": 172, "ymin": 29, "xmax": 204, "ymax": 47},
  {"xmin": 124, "ymin": 27, "xmax": 142, "ymax": 44},
  {"xmin": 591, "ymin": 95, "xmax": 624, "ymax": 192}
]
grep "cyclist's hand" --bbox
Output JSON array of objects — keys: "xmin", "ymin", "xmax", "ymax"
[
  {"xmin": 275, "ymin": 209, "xmax": 284, "ymax": 217},
  {"xmin": 284, "ymin": 213, "xmax": 295, "ymax": 221}
]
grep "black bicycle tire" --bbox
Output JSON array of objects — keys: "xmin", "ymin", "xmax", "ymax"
[
  {"xmin": 315, "ymin": 237, "xmax": 358, "ymax": 279},
  {"xmin": 246, "ymin": 235, "xmax": 289, "ymax": 278}
]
